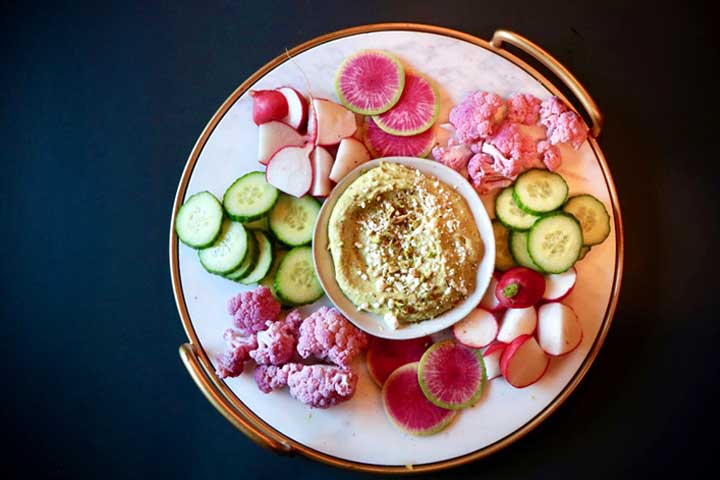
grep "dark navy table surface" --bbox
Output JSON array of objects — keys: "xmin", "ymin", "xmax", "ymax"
[{"xmin": 3, "ymin": 1, "xmax": 716, "ymax": 478}]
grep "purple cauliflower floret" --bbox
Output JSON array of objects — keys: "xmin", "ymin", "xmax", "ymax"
[
  {"xmin": 449, "ymin": 91, "xmax": 507, "ymax": 143},
  {"xmin": 286, "ymin": 364, "xmax": 358, "ymax": 409},
  {"xmin": 537, "ymin": 140, "xmax": 562, "ymax": 171},
  {"xmin": 296, "ymin": 307, "xmax": 368, "ymax": 367},
  {"xmin": 253, "ymin": 364, "xmax": 301, "ymax": 393},
  {"xmin": 507, "ymin": 93, "xmax": 542, "ymax": 125},
  {"xmin": 250, "ymin": 321, "xmax": 296, "ymax": 365},
  {"xmin": 432, "ymin": 140, "xmax": 473, "ymax": 172},
  {"xmin": 283, "ymin": 309, "xmax": 305, "ymax": 333},
  {"xmin": 467, "ymin": 152, "xmax": 514, "ymax": 195},
  {"xmin": 227, "ymin": 286, "xmax": 281, "ymax": 335},
  {"xmin": 486, "ymin": 121, "xmax": 540, "ymax": 169},
  {"xmin": 539, "ymin": 97, "xmax": 589, "ymax": 149},
  {"xmin": 216, "ymin": 329, "xmax": 258, "ymax": 378}
]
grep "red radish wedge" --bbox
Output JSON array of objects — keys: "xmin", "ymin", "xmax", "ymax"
[
  {"xmin": 310, "ymin": 146, "xmax": 333, "ymax": 197},
  {"xmin": 453, "ymin": 308, "xmax": 498, "ymax": 348},
  {"xmin": 277, "ymin": 87, "xmax": 308, "ymax": 131},
  {"xmin": 542, "ymin": 267, "xmax": 577, "ymax": 301},
  {"xmin": 537, "ymin": 302, "xmax": 583, "ymax": 356},
  {"xmin": 497, "ymin": 307, "xmax": 537, "ymax": 343},
  {"xmin": 367, "ymin": 336, "xmax": 432, "ymax": 386},
  {"xmin": 329, "ymin": 137, "xmax": 371, "ymax": 182},
  {"xmin": 306, "ymin": 101, "xmax": 317, "ymax": 143},
  {"xmin": 373, "ymin": 73, "xmax": 440, "ymax": 136},
  {"xmin": 364, "ymin": 117, "xmax": 435, "ymax": 158},
  {"xmin": 250, "ymin": 90, "xmax": 288, "ymax": 125},
  {"xmin": 500, "ymin": 335, "xmax": 550, "ymax": 388},
  {"xmin": 480, "ymin": 276, "xmax": 504, "ymax": 313},
  {"xmin": 382, "ymin": 362, "xmax": 456, "ymax": 436},
  {"xmin": 265, "ymin": 144, "xmax": 313, "ymax": 197},
  {"xmin": 418, "ymin": 339, "xmax": 486, "ymax": 410},
  {"xmin": 482, "ymin": 342, "xmax": 507, "ymax": 381},
  {"xmin": 257, "ymin": 121, "xmax": 306, "ymax": 165},
  {"xmin": 313, "ymin": 98, "xmax": 357, "ymax": 146},
  {"xmin": 495, "ymin": 267, "xmax": 546, "ymax": 309},
  {"xmin": 335, "ymin": 50, "xmax": 405, "ymax": 115}
]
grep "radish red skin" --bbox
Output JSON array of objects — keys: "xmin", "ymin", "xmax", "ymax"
[
  {"xmin": 251, "ymin": 90, "xmax": 289, "ymax": 125},
  {"xmin": 366, "ymin": 336, "xmax": 432, "ymax": 386},
  {"xmin": 500, "ymin": 334, "xmax": 550, "ymax": 388},
  {"xmin": 496, "ymin": 267, "xmax": 546, "ymax": 309}
]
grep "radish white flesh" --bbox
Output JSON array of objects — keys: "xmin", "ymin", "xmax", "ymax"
[
  {"xmin": 453, "ymin": 308, "xmax": 498, "ymax": 348},
  {"xmin": 329, "ymin": 137, "xmax": 371, "ymax": 182},
  {"xmin": 542, "ymin": 267, "xmax": 577, "ymax": 301},
  {"xmin": 310, "ymin": 146, "xmax": 333, "ymax": 197},
  {"xmin": 313, "ymin": 98, "xmax": 357, "ymax": 146},
  {"xmin": 497, "ymin": 307, "xmax": 537, "ymax": 343},
  {"xmin": 480, "ymin": 276, "xmax": 503, "ymax": 312},
  {"xmin": 278, "ymin": 87, "xmax": 308, "ymax": 131},
  {"xmin": 537, "ymin": 302, "xmax": 583, "ymax": 356},
  {"xmin": 482, "ymin": 342, "xmax": 506, "ymax": 380},
  {"xmin": 257, "ymin": 121, "xmax": 306, "ymax": 165},
  {"xmin": 500, "ymin": 335, "xmax": 549, "ymax": 388},
  {"xmin": 265, "ymin": 144, "xmax": 313, "ymax": 197}
]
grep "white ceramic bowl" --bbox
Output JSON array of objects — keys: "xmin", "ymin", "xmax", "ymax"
[{"xmin": 312, "ymin": 157, "xmax": 496, "ymax": 339}]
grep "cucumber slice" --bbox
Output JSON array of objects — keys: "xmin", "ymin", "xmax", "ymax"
[
  {"xmin": 509, "ymin": 230, "xmax": 542, "ymax": 271},
  {"xmin": 527, "ymin": 213, "xmax": 583, "ymax": 274},
  {"xmin": 492, "ymin": 220, "xmax": 517, "ymax": 271},
  {"xmin": 175, "ymin": 191, "xmax": 223, "ymax": 248},
  {"xmin": 223, "ymin": 171, "xmax": 279, "ymax": 222},
  {"xmin": 243, "ymin": 216, "xmax": 269, "ymax": 231},
  {"xmin": 513, "ymin": 169, "xmax": 569, "ymax": 215},
  {"xmin": 269, "ymin": 194, "xmax": 321, "ymax": 246},
  {"xmin": 198, "ymin": 220, "xmax": 249, "ymax": 275},
  {"xmin": 495, "ymin": 187, "xmax": 540, "ymax": 231},
  {"xmin": 225, "ymin": 229, "xmax": 259, "ymax": 281},
  {"xmin": 260, "ymin": 249, "xmax": 290, "ymax": 305},
  {"xmin": 562, "ymin": 194, "xmax": 611, "ymax": 246},
  {"xmin": 273, "ymin": 246, "xmax": 324, "ymax": 305},
  {"xmin": 239, "ymin": 231, "xmax": 274, "ymax": 285}
]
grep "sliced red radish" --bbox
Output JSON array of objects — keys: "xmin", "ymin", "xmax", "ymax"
[
  {"xmin": 306, "ymin": 101, "xmax": 317, "ymax": 143},
  {"xmin": 265, "ymin": 144, "xmax": 313, "ymax": 197},
  {"xmin": 366, "ymin": 336, "xmax": 432, "ymax": 386},
  {"xmin": 452, "ymin": 308, "xmax": 498, "ymax": 348},
  {"xmin": 310, "ymin": 146, "xmax": 333, "ymax": 197},
  {"xmin": 313, "ymin": 98, "xmax": 357, "ymax": 146},
  {"xmin": 382, "ymin": 362, "xmax": 457, "ymax": 436},
  {"xmin": 542, "ymin": 267, "xmax": 577, "ymax": 301},
  {"xmin": 329, "ymin": 137, "xmax": 371, "ymax": 182},
  {"xmin": 335, "ymin": 50, "xmax": 405, "ymax": 115},
  {"xmin": 250, "ymin": 89, "xmax": 288, "ymax": 125},
  {"xmin": 364, "ymin": 117, "xmax": 435, "ymax": 158},
  {"xmin": 482, "ymin": 342, "xmax": 506, "ymax": 381},
  {"xmin": 277, "ymin": 87, "xmax": 308, "ymax": 131},
  {"xmin": 257, "ymin": 121, "xmax": 306, "ymax": 165},
  {"xmin": 500, "ymin": 335, "xmax": 550, "ymax": 388},
  {"xmin": 418, "ymin": 339, "xmax": 485, "ymax": 410},
  {"xmin": 373, "ymin": 73, "xmax": 439, "ymax": 136},
  {"xmin": 495, "ymin": 267, "xmax": 546, "ymax": 309},
  {"xmin": 479, "ymin": 276, "xmax": 504, "ymax": 313},
  {"xmin": 537, "ymin": 302, "xmax": 583, "ymax": 356},
  {"xmin": 496, "ymin": 307, "xmax": 537, "ymax": 343}
]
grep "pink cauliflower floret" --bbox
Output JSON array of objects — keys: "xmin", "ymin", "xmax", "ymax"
[
  {"xmin": 486, "ymin": 121, "xmax": 540, "ymax": 169},
  {"xmin": 253, "ymin": 364, "xmax": 301, "ymax": 393},
  {"xmin": 467, "ymin": 152, "xmax": 514, "ymax": 195},
  {"xmin": 283, "ymin": 309, "xmax": 305, "ymax": 333},
  {"xmin": 227, "ymin": 286, "xmax": 281, "ymax": 335},
  {"xmin": 216, "ymin": 329, "xmax": 258, "ymax": 379},
  {"xmin": 432, "ymin": 137, "xmax": 472, "ymax": 172},
  {"xmin": 297, "ymin": 307, "xmax": 369, "ymax": 367},
  {"xmin": 537, "ymin": 140, "xmax": 562, "ymax": 171},
  {"xmin": 539, "ymin": 97, "xmax": 588, "ymax": 149},
  {"xmin": 449, "ymin": 91, "xmax": 507, "ymax": 143},
  {"xmin": 250, "ymin": 321, "xmax": 296, "ymax": 365},
  {"xmin": 286, "ymin": 364, "xmax": 358, "ymax": 409},
  {"xmin": 507, "ymin": 93, "xmax": 542, "ymax": 125}
]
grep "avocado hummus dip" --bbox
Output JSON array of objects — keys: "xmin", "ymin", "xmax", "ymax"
[{"xmin": 328, "ymin": 162, "xmax": 483, "ymax": 327}]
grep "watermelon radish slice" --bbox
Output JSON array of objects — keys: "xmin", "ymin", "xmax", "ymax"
[
  {"xmin": 382, "ymin": 362, "xmax": 457, "ymax": 436},
  {"xmin": 364, "ymin": 117, "xmax": 435, "ymax": 158},
  {"xmin": 367, "ymin": 336, "xmax": 432, "ymax": 386},
  {"xmin": 335, "ymin": 50, "xmax": 405, "ymax": 115},
  {"xmin": 373, "ymin": 73, "xmax": 439, "ymax": 136},
  {"xmin": 418, "ymin": 339, "xmax": 486, "ymax": 410}
]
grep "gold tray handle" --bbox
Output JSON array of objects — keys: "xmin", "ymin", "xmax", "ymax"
[
  {"xmin": 490, "ymin": 29, "xmax": 603, "ymax": 138},
  {"xmin": 179, "ymin": 343, "xmax": 293, "ymax": 454}
]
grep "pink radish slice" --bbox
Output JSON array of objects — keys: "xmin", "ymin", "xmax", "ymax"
[
  {"xmin": 257, "ymin": 121, "xmax": 306, "ymax": 165},
  {"xmin": 482, "ymin": 342, "xmax": 507, "ymax": 380},
  {"xmin": 250, "ymin": 90, "xmax": 288, "ymax": 125},
  {"xmin": 310, "ymin": 146, "xmax": 333, "ymax": 197},
  {"xmin": 537, "ymin": 302, "xmax": 583, "ymax": 356},
  {"xmin": 335, "ymin": 50, "xmax": 405, "ymax": 115},
  {"xmin": 366, "ymin": 336, "xmax": 432, "ymax": 386},
  {"xmin": 306, "ymin": 101, "xmax": 317, "ymax": 143},
  {"xmin": 453, "ymin": 308, "xmax": 498, "ymax": 348},
  {"xmin": 277, "ymin": 87, "xmax": 308, "ymax": 131},
  {"xmin": 480, "ymin": 276, "xmax": 504, "ymax": 313},
  {"xmin": 542, "ymin": 267, "xmax": 577, "ymax": 301},
  {"xmin": 500, "ymin": 335, "xmax": 550, "ymax": 388},
  {"xmin": 497, "ymin": 307, "xmax": 537, "ymax": 343},
  {"xmin": 373, "ymin": 73, "xmax": 439, "ymax": 136},
  {"xmin": 313, "ymin": 98, "xmax": 357, "ymax": 146},
  {"xmin": 329, "ymin": 137, "xmax": 371, "ymax": 182},
  {"xmin": 382, "ymin": 362, "xmax": 456, "ymax": 436},
  {"xmin": 364, "ymin": 117, "xmax": 435, "ymax": 158},
  {"xmin": 265, "ymin": 144, "xmax": 313, "ymax": 197}
]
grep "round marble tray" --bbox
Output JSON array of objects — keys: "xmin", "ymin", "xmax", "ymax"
[{"xmin": 171, "ymin": 24, "xmax": 623, "ymax": 474}]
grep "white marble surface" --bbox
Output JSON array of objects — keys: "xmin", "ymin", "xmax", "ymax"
[{"xmin": 176, "ymin": 30, "xmax": 617, "ymax": 466}]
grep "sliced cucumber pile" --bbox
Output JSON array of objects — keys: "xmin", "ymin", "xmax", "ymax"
[
  {"xmin": 269, "ymin": 194, "xmax": 321, "ymax": 246},
  {"xmin": 495, "ymin": 186, "xmax": 540, "ymax": 231},
  {"xmin": 198, "ymin": 220, "xmax": 249, "ymax": 275},
  {"xmin": 513, "ymin": 169, "xmax": 568, "ymax": 215},
  {"xmin": 224, "ymin": 229, "xmax": 258, "ymax": 281},
  {"xmin": 223, "ymin": 171, "xmax": 279, "ymax": 222},
  {"xmin": 563, "ymin": 194, "xmax": 611, "ymax": 246},
  {"xmin": 509, "ymin": 230, "xmax": 541, "ymax": 271},
  {"xmin": 175, "ymin": 191, "xmax": 224, "ymax": 248},
  {"xmin": 273, "ymin": 246, "xmax": 324, "ymax": 305},
  {"xmin": 239, "ymin": 231, "xmax": 274, "ymax": 285},
  {"xmin": 527, "ymin": 213, "xmax": 583, "ymax": 273}
]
